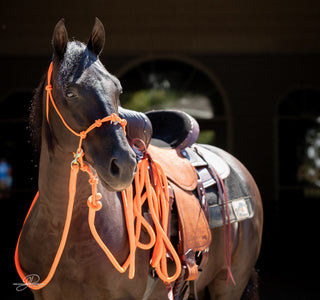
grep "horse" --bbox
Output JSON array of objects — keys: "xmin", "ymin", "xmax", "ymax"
[{"xmin": 16, "ymin": 18, "xmax": 263, "ymax": 300}]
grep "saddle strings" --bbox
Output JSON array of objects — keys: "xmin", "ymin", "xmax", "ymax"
[
  {"xmin": 194, "ymin": 147, "xmax": 235, "ymax": 285},
  {"xmin": 14, "ymin": 62, "xmax": 181, "ymax": 290}
]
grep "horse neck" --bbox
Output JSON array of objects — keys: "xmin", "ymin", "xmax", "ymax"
[{"xmin": 37, "ymin": 135, "xmax": 90, "ymax": 218}]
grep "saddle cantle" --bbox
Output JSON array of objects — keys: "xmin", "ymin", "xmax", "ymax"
[{"xmin": 146, "ymin": 109, "xmax": 199, "ymax": 150}]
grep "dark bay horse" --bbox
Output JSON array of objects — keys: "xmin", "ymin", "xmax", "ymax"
[{"xmin": 16, "ymin": 19, "xmax": 263, "ymax": 299}]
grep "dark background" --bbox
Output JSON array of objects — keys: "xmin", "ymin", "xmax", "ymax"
[{"xmin": 2, "ymin": 1, "xmax": 320, "ymax": 299}]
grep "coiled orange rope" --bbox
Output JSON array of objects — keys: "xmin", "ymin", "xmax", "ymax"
[
  {"xmin": 14, "ymin": 62, "xmax": 181, "ymax": 290},
  {"xmin": 87, "ymin": 155, "xmax": 181, "ymax": 283}
]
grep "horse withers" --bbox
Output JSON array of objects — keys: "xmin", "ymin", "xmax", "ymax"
[{"xmin": 16, "ymin": 18, "xmax": 263, "ymax": 299}]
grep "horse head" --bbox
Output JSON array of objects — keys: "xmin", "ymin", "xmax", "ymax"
[{"xmin": 47, "ymin": 18, "xmax": 136, "ymax": 191}]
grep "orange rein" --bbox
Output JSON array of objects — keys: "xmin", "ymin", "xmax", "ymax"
[{"xmin": 14, "ymin": 62, "xmax": 181, "ymax": 290}]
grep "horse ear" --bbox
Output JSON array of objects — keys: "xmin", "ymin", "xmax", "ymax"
[
  {"xmin": 52, "ymin": 18, "xmax": 68, "ymax": 59},
  {"xmin": 87, "ymin": 17, "xmax": 105, "ymax": 56}
]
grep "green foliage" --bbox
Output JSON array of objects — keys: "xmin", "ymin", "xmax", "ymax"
[
  {"xmin": 299, "ymin": 123, "xmax": 320, "ymax": 187},
  {"xmin": 121, "ymin": 88, "xmax": 217, "ymax": 146},
  {"xmin": 121, "ymin": 89, "xmax": 180, "ymax": 112},
  {"xmin": 197, "ymin": 130, "xmax": 216, "ymax": 145}
]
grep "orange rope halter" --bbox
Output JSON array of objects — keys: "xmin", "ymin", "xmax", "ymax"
[{"xmin": 14, "ymin": 62, "xmax": 181, "ymax": 290}]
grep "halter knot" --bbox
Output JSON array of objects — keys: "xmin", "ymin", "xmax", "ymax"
[
  {"xmin": 87, "ymin": 193, "xmax": 102, "ymax": 211},
  {"xmin": 120, "ymin": 119, "xmax": 127, "ymax": 128},
  {"xmin": 95, "ymin": 119, "xmax": 103, "ymax": 127},
  {"xmin": 109, "ymin": 113, "xmax": 121, "ymax": 125},
  {"xmin": 79, "ymin": 131, "xmax": 87, "ymax": 139},
  {"xmin": 45, "ymin": 84, "xmax": 53, "ymax": 92},
  {"xmin": 110, "ymin": 113, "xmax": 118, "ymax": 122},
  {"xmin": 89, "ymin": 177, "xmax": 99, "ymax": 186}
]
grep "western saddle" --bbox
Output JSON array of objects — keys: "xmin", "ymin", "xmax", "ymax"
[{"xmin": 119, "ymin": 107, "xmax": 229, "ymax": 298}]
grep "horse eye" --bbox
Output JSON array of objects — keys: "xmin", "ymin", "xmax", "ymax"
[{"xmin": 66, "ymin": 91, "xmax": 76, "ymax": 98}]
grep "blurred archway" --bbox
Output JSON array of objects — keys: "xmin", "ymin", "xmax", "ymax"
[{"xmin": 118, "ymin": 58, "xmax": 229, "ymax": 149}]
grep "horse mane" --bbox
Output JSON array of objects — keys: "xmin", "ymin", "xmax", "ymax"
[{"xmin": 29, "ymin": 73, "xmax": 46, "ymax": 154}]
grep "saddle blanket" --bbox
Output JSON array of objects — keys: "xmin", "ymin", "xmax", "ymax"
[
  {"xmin": 184, "ymin": 144, "xmax": 254, "ymax": 229},
  {"xmin": 208, "ymin": 196, "xmax": 254, "ymax": 228}
]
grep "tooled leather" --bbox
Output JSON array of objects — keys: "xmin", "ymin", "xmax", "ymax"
[
  {"xmin": 147, "ymin": 144, "xmax": 198, "ymax": 191},
  {"xmin": 171, "ymin": 182, "xmax": 212, "ymax": 254}
]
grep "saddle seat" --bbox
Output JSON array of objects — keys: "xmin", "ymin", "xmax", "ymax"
[{"xmin": 145, "ymin": 109, "xmax": 200, "ymax": 150}]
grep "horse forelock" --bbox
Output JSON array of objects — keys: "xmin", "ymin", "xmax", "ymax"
[
  {"xmin": 60, "ymin": 41, "xmax": 118, "ymax": 86},
  {"xmin": 58, "ymin": 41, "xmax": 88, "ymax": 84}
]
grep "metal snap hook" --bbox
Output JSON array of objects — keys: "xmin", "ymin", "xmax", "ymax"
[{"xmin": 71, "ymin": 149, "xmax": 84, "ymax": 167}]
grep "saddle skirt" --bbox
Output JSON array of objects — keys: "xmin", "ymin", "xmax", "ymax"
[{"xmin": 147, "ymin": 145, "xmax": 198, "ymax": 191}]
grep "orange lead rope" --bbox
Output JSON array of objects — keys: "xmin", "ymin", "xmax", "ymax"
[
  {"xmin": 14, "ymin": 165, "xmax": 80, "ymax": 290},
  {"xmin": 88, "ymin": 156, "xmax": 181, "ymax": 283},
  {"xmin": 14, "ymin": 62, "xmax": 181, "ymax": 290}
]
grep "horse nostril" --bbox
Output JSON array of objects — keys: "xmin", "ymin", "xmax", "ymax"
[{"xmin": 110, "ymin": 158, "xmax": 120, "ymax": 177}]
